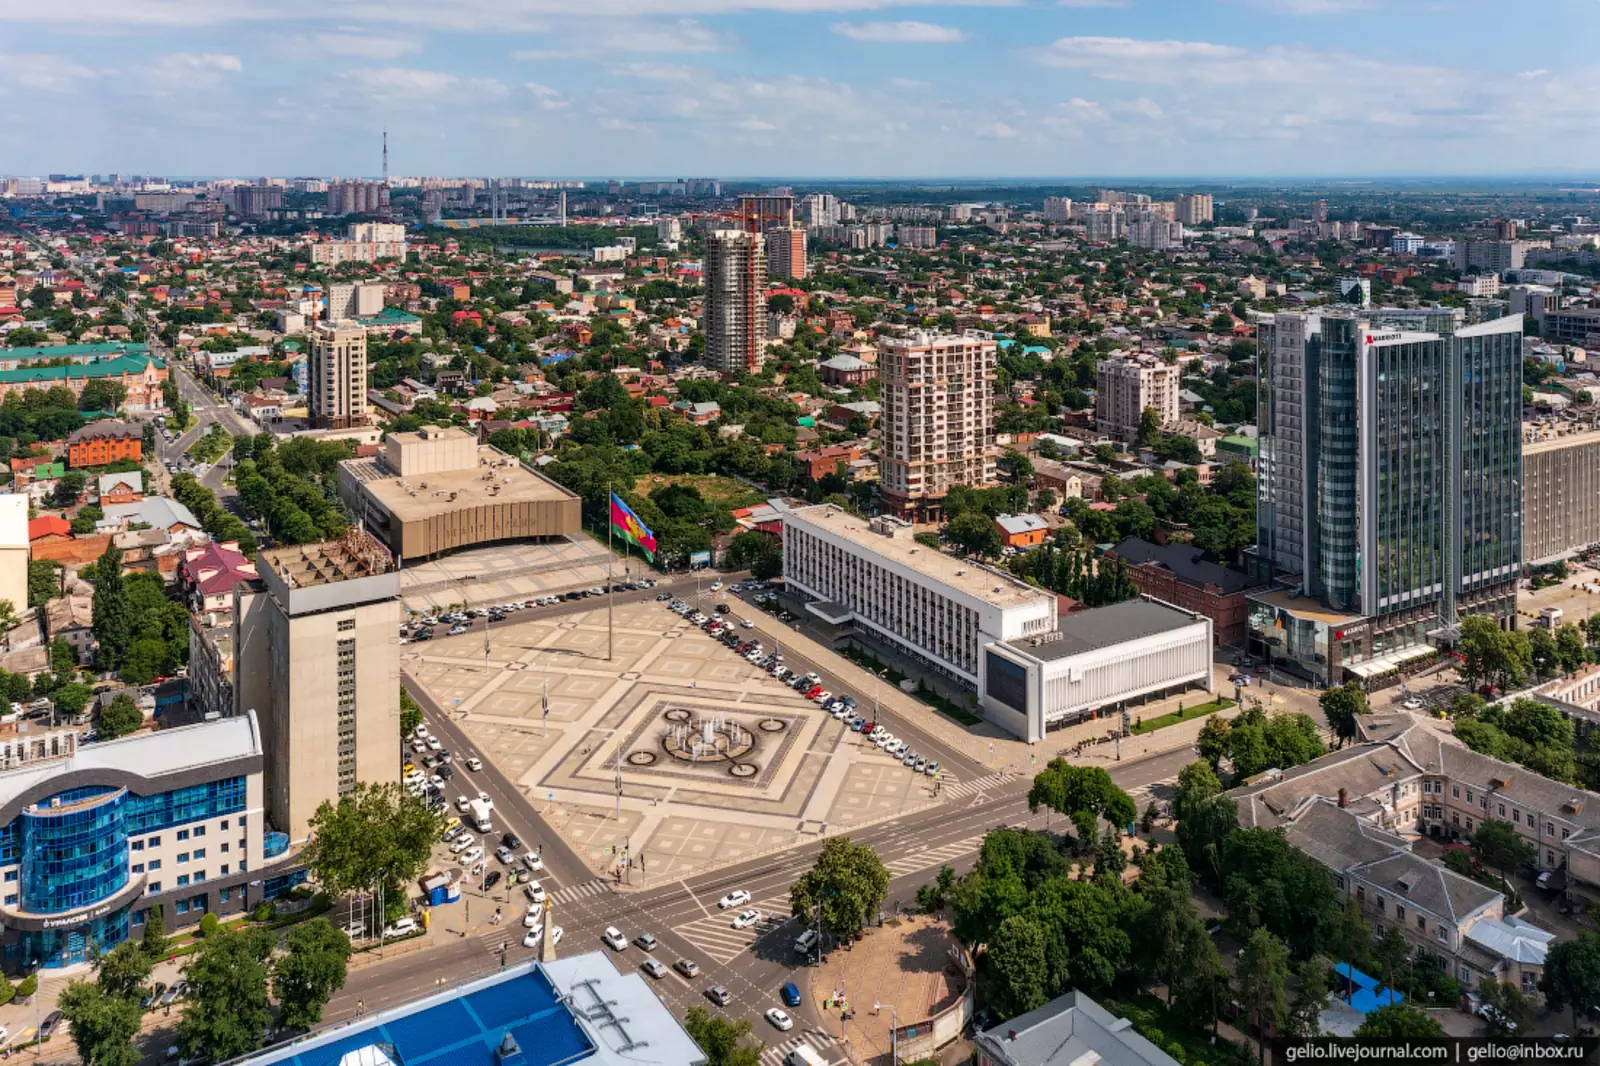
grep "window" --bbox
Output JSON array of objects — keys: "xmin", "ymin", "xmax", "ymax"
[
  {"xmin": 1397, "ymin": 906, "xmax": 1406, "ymax": 921},
  {"xmin": 3, "ymin": 894, "xmax": 15, "ymax": 906},
  {"xmin": 1417, "ymin": 915, "xmax": 1426, "ymax": 930},
  {"xmin": 1452, "ymin": 786, "xmax": 1460, "ymax": 799},
  {"xmin": 1546, "ymin": 823, "xmax": 1555, "ymax": 836},
  {"xmin": 1436, "ymin": 926, "xmax": 1447, "ymax": 942},
  {"xmin": 220, "ymin": 843, "xmax": 229, "ymax": 854},
  {"xmin": 338, "ymin": 618, "xmax": 356, "ymax": 632},
  {"xmin": 1563, "ymin": 829, "xmax": 1571, "ymax": 841},
  {"xmin": 177, "ymin": 853, "xmax": 188, "ymax": 864},
  {"xmin": 1467, "ymin": 818, "xmax": 1474, "ymax": 831},
  {"xmin": 221, "ymin": 820, "xmax": 229, "ymax": 830},
  {"xmin": 148, "ymin": 835, "xmax": 161, "ymax": 847},
  {"xmin": 1481, "ymin": 797, "xmax": 1489, "ymax": 811},
  {"xmin": 194, "ymin": 871, "xmax": 206, "ymax": 883},
  {"xmin": 131, "ymin": 840, "xmax": 144, "ymax": 852},
  {"xmin": 1357, "ymin": 887, "xmax": 1366, "ymax": 902},
  {"xmin": 193, "ymin": 848, "xmax": 205, "ymax": 860},
  {"xmin": 148, "ymin": 859, "xmax": 161, "ymax": 871},
  {"xmin": 1513, "ymin": 809, "xmax": 1521, "ymax": 822},
  {"xmin": 1528, "ymin": 813, "xmax": 1537, "ymax": 828},
  {"xmin": 132, "ymin": 864, "xmax": 145, "ymax": 874},
  {"xmin": 1452, "ymin": 813, "xmax": 1460, "ymax": 826},
  {"xmin": 177, "ymin": 875, "xmax": 189, "ymax": 887},
  {"xmin": 148, "ymin": 882, "xmax": 161, "ymax": 894},
  {"xmin": 221, "ymin": 864, "xmax": 229, "ymax": 876},
  {"xmin": 1466, "ymin": 790, "xmax": 1474, "ymax": 803},
  {"xmin": 175, "ymin": 899, "xmax": 190, "ymax": 915},
  {"xmin": 219, "ymin": 888, "xmax": 231, "ymax": 903},
  {"xmin": 193, "ymin": 826, "xmax": 206, "ymax": 838},
  {"xmin": 1499, "ymin": 804, "xmax": 1506, "ymax": 817},
  {"xmin": 133, "ymin": 910, "xmax": 146, "ymax": 927},
  {"xmin": 3, "ymin": 871, "xmax": 14, "ymax": 883},
  {"xmin": 1336, "ymin": 876, "xmax": 1345, "ymax": 891},
  {"xmin": 177, "ymin": 829, "xmax": 189, "ymax": 841},
  {"xmin": 1377, "ymin": 896, "xmax": 1386, "ymax": 913}
]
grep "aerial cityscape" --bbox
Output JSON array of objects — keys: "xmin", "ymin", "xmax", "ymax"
[{"xmin": 2, "ymin": 4, "xmax": 1600, "ymax": 1065}]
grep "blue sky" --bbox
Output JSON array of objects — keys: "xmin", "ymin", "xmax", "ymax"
[{"xmin": 2, "ymin": 0, "xmax": 1597, "ymax": 178}]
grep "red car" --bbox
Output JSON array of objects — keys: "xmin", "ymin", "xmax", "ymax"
[{"xmin": 806, "ymin": 685, "xmax": 824, "ymax": 698}]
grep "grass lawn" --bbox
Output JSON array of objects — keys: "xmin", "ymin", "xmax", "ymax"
[
  {"xmin": 841, "ymin": 644, "xmax": 983, "ymax": 725},
  {"xmin": 1129, "ymin": 697, "xmax": 1235, "ymax": 736},
  {"xmin": 636, "ymin": 473, "xmax": 765, "ymax": 510}
]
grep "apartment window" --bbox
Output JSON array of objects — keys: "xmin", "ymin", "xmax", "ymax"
[
  {"xmin": 1466, "ymin": 790, "xmax": 1474, "ymax": 804},
  {"xmin": 175, "ymin": 899, "xmax": 190, "ymax": 915},
  {"xmin": 3, "ymin": 895, "xmax": 15, "ymax": 907},
  {"xmin": 149, "ymin": 835, "xmax": 161, "ymax": 847},
  {"xmin": 1336, "ymin": 876, "xmax": 1345, "ymax": 891},
  {"xmin": 132, "ymin": 864, "xmax": 144, "ymax": 874},
  {"xmin": 1396, "ymin": 905, "xmax": 1406, "ymax": 921},
  {"xmin": 1436, "ymin": 926, "xmax": 1447, "ymax": 942},
  {"xmin": 1417, "ymin": 915, "xmax": 1426, "ymax": 931},
  {"xmin": 3, "ymin": 871, "xmax": 14, "ymax": 884},
  {"xmin": 1512, "ymin": 809, "xmax": 1521, "ymax": 822},
  {"xmin": 132, "ymin": 840, "xmax": 144, "ymax": 852},
  {"xmin": 177, "ymin": 875, "xmax": 189, "ymax": 887},
  {"xmin": 148, "ymin": 860, "xmax": 161, "ymax": 871},
  {"xmin": 1357, "ymin": 887, "xmax": 1366, "ymax": 902},
  {"xmin": 194, "ymin": 871, "xmax": 206, "ymax": 884},
  {"xmin": 1452, "ymin": 786, "xmax": 1460, "ymax": 799},
  {"xmin": 177, "ymin": 830, "xmax": 189, "ymax": 842},
  {"xmin": 1499, "ymin": 804, "xmax": 1507, "ymax": 817},
  {"xmin": 148, "ymin": 882, "xmax": 161, "ymax": 894},
  {"xmin": 1481, "ymin": 798, "xmax": 1489, "ymax": 811},
  {"xmin": 177, "ymin": 853, "xmax": 189, "ymax": 864},
  {"xmin": 1547, "ymin": 823, "xmax": 1555, "ymax": 837},
  {"xmin": 193, "ymin": 848, "xmax": 205, "ymax": 860},
  {"xmin": 1528, "ymin": 813, "xmax": 1537, "ymax": 828},
  {"xmin": 221, "ymin": 864, "xmax": 229, "ymax": 876},
  {"xmin": 219, "ymin": 888, "xmax": 231, "ymax": 903},
  {"xmin": 1548, "ymin": 851, "xmax": 1557, "ymax": 866},
  {"xmin": 193, "ymin": 826, "xmax": 206, "ymax": 838},
  {"xmin": 1452, "ymin": 814, "xmax": 1460, "ymax": 826},
  {"xmin": 1563, "ymin": 828, "xmax": 1571, "ymax": 841},
  {"xmin": 338, "ymin": 618, "xmax": 356, "ymax": 632},
  {"xmin": 221, "ymin": 820, "xmax": 229, "ymax": 830},
  {"xmin": 1466, "ymin": 818, "xmax": 1474, "ymax": 831},
  {"xmin": 220, "ymin": 843, "xmax": 229, "ymax": 854}
]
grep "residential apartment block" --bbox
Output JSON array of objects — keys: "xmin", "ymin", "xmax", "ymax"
[
  {"xmin": 1174, "ymin": 193, "xmax": 1214, "ymax": 225},
  {"xmin": 1095, "ymin": 353, "xmax": 1179, "ymax": 444},
  {"xmin": 703, "ymin": 230, "xmax": 767, "ymax": 374},
  {"xmin": 67, "ymin": 420, "xmax": 141, "ymax": 468},
  {"xmin": 307, "ymin": 320, "xmax": 369, "ymax": 429},
  {"xmin": 878, "ymin": 330, "xmax": 998, "ymax": 518}
]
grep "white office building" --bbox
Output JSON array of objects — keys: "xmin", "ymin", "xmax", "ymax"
[{"xmin": 782, "ymin": 506, "xmax": 1213, "ymax": 741}]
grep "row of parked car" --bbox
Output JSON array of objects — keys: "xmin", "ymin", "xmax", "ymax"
[{"xmin": 663, "ymin": 597, "xmax": 941, "ymax": 778}]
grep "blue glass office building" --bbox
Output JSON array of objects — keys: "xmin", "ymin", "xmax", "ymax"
[
  {"xmin": 1251, "ymin": 312, "xmax": 1523, "ymax": 688},
  {"xmin": 0, "ymin": 713, "xmax": 281, "ymax": 970}
]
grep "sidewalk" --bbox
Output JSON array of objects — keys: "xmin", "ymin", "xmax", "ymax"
[{"xmin": 738, "ymin": 600, "xmax": 1250, "ymax": 775}]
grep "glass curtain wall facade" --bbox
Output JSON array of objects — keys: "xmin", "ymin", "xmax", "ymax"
[
  {"xmin": 1452, "ymin": 322, "xmax": 1523, "ymax": 618},
  {"xmin": 1316, "ymin": 319, "xmax": 1362, "ymax": 610}
]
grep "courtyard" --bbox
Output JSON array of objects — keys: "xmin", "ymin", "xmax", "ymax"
[{"xmin": 404, "ymin": 597, "xmax": 949, "ymax": 882}]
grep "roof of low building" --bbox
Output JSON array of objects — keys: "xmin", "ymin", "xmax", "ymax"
[
  {"xmin": 996, "ymin": 513, "xmax": 1050, "ymax": 535},
  {"xmin": 1005, "ymin": 598, "xmax": 1204, "ymax": 662},
  {"xmin": 975, "ymin": 990, "xmax": 1179, "ymax": 1066},
  {"xmin": 68, "ymin": 420, "xmax": 140, "ymax": 443},
  {"xmin": 1110, "ymin": 537, "xmax": 1254, "ymax": 595}
]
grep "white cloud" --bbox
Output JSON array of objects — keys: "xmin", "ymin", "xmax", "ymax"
[
  {"xmin": 513, "ymin": 18, "xmax": 736, "ymax": 59},
  {"xmin": 336, "ymin": 66, "xmax": 508, "ymax": 102},
  {"xmin": 888, "ymin": 76, "xmax": 931, "ymax": 88},
  {"xmin": 1056, "ymin": 0, "xmax": 1132, "ymax": 7},
  {"xmin": 831, "ymin": 20, "xmax": 967, "ymax": 42},
  {"xmin": 0, "ymin": 53, "xmax": 104, "ymax": 91},
  {"xmin": 283, "ymin": 31, "xmax": 421, "ymax": 60},
  {"xmin": 160, "ymin": 52, "xmax": 243, "ymax": 72},
  {"xmin": 1518, "ymin": 69, "xmax": 1549, "ymax": 79}
]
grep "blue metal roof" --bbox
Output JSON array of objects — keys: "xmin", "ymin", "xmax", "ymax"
[{"xmin": 267, "ymin": 965, "xmax": 592, "ymax": 1066}]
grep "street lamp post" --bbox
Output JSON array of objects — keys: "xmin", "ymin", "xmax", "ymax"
[{"xmin": 875, "ymin": 1002, "xmax": 899, "ymax": 1066}]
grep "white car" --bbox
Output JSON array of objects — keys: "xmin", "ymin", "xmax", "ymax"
[
  {"xmin": 465, "ymin": 757, "xmax": 483, "ymax": 772},
  {"xmin": 732, "ymin": 908, "xmax": 762, "ymax": 929},
  {"xmin": 427, "ymin": 737, "xmax": 443, "ymax": 751},
  {"xmin": 522, "ymin": 925, "xmax": 563, "ymax": 948},
  {"xmin": 456, "ymin": 796, "xmax": 472, "ymax": 813},
  {"xmin": 495, "ymin": 845, "xmax": 516, "ymax": 865},
  {"xmin": 602, "ymin": 926, "xmax": 627, "ymax": 951},
  {"xmin": 711, "ymin": 581, "xmax": 723, "ymax": 590},
  {"xmin": 460, "ymin": 846, "xmax": 484, "ymax": 865},
  {"xmin": 414, "ymin": 725, "xmax": 430, "ymax": 739},
  {"xmin": 342, "ymin": 921, "xmax": 368, "ymax": 939},
  {"xmin": 524, "ymin": 907, "xmax": 545, "ymax": 927},
  {"xmin": 525, "ymin": 880, "xmax": 546, "ymax": 904},
  {"xmin": 766, "ymin": 1009, "xmax": 794, "ymax": 1032},
  {"xmin": 523, "ymin": 852, "xmax": 544, "ymax": 872},
  {"xmin": 812, "ymin": 690, "xmax": 832, "ymax": 704},
  {"xmin": 718, "ymin": 889, "xmax": 751, "ymax": 910},
  {"xmin": 741, "ymin": 619, "xmax": 755, "ymax": 629},
  {"xmin": 450, "ymin": 836, "xmax": 473, "ymax": 854},
  {"xmin": 384, "ymin": 918, "xmax": 418, "ymax": 938},
  {"xmin": 411, "ymin": 739, "xmax": 428, "ymax": 754}
]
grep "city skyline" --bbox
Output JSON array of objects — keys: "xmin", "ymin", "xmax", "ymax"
[{"xmin": 2, "ymin": 0, "xmax": 1598, "ymax": 177}]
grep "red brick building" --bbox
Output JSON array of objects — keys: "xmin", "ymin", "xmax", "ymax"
[
  {"xmin": 67, "ymin": 421, "xmax": 142, "ymax": 468},
  {"xmin": 1105, "ymin": 537, "xmax": 1260, "ymax": 647}
]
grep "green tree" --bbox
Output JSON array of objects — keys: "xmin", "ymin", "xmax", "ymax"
[
  {"xmin": 1457, "ymin": 615, "xmax": 1531, "ymax": 692},
  {"xmin": 1472, "ymin": 819, "xmax": 1535, "ymax": 885},
  {"xmin": 53, "ymin": 681, "xmax": 94, "ymax": 719},
  {"xmin": 94, "ymin": 940, "xmax": 154, "ymax": 1002},
  {"xmin": 1320, "ymin": 683, "xmax": 1369, "ymax": 748},
  {"xmin": 1174, "ymin": 792, "xmax": 1237, "ymax": 888},
  {"xmin": 177, "ymin": 928, "xmax": 274, "ymax": 1062},
  {"xmin": 1135, "ymin": 407, "xmax": 1162, "ymax": 448},
  {"xmin": 1371, "ymin": 926, "xmax": 1411, "ymax": 994},
  {"xmin": 986, "ymin": 914, "xmax": 1049, "ymax": 1019},
  {"xmin": 1236, "ymin": 928, "xmax": 1289, "ymax": 1064},
  {"xmin": 790, "ymin": 836, "xmax": 890, "ymax": 940},
  {"xmin": 1137, "ymin": 847, "xmax": 1204, "ymax": 1005},
  {"xmin": 1287, "ymin": 958, "xmax": 1330, "ymax": 1037},
  {"xmin": 1542, "ymin": 932, "xmax": 1600, "ymax": 1032},
  {"xmin": 57, "ymin": 981, "xmax": 143, "ymax": 1066},
  {"xmin": 946, "ymin": 511, "xmax": 1002, "ymax": 558},
  {"xmin": 90, "ymin": 546, "xmax": 133, "ymax": 672},
  {"xmin": 725, "ymin": 531, "xmax": 783, "ymax": 580},
  {"xmin": 142, "ymin": 903, "xmax": 167, "ymax": 960},
  {"xmin": 682, "ymin": 1006, "xmax": 763, "ymax": 1066},
  {"xmin": 400, "ymin": 686, "xmax": 423, "ymax": 738},
  {"xmin": 1028, "ymin": 760, "xmax": 1137, "ymax": 832},
  {"xmin": 274, "ymin": 918, "xmax": 352, "ymax": 1030},
  {"xmin": 1355, "ymin": 1005, "xmax": 1444, "ymax": 1039},
  {"xmin": 302, "ymin": 782, "xmax": 446, "ymax": 907},
  {"xmin": 997, "ymin": 450, "xmax": 1034, "ymax": 484},
  {"xmin": 98, "ymin": 692, "xmax": 143, "ymax": 740},
  {"xmin": 27, "ymin": 559, "xmax": 62, "ymax": 609},
  {"xmin": 1556, "ymin": 623, "xmax": 1590, "ymax": 674}
]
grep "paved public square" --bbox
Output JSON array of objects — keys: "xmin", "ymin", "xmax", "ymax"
[
  {"xmin": 404, "ymin": 597, "xmax": 948, "ymax": 883},
  {"xmin": 399, "ymin": 536, "xmax": 634, "ymax": 613}
]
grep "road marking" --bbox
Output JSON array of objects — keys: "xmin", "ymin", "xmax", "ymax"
[
  {"xmin": 549, "ymin": 878, "xmax": 613, "ymax": 905},
  {"xmin": 683, "ymin": 879, "xmax": 713, "ymax": 920},
  {"xmin": 941, "ymin": 770, "xmax": 1018, "ymax": 800},
  {"xmin": 674, "ymin": 894, "xmax": 793, "ymax": 964},
  {"xmin": 760, "ymin": 1030, "xmax": 843, "ymax": 1066},
  {"xmin": 883, "ymin": 834, "xmax": 988, "ymax": 878}
]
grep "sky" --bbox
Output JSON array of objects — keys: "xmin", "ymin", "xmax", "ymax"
[{"xmin": 1, "ymin": 0, "xmax": 1598, "ymax": 180}]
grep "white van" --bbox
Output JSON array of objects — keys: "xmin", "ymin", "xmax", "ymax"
[
  {"xmin": 787, "ymin": 1046, "xmax": 828, "ymax": 1066},
  {"xmin": 793, "ymin": 928, "xmax": 819, "ymax": 956}
]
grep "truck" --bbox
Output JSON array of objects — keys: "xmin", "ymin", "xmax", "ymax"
[
  {"xmin": 786, "ymin": 1046, "xmax": 827, "ymax": 1066},
  {"xmin": 468, "ymin": 797, "xmax": 494, "ymax": 834}
]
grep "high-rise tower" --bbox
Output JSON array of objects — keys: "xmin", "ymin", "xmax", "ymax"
[{"xmin": 703, "ymin": 230, "xmax": 767, "ymax": 375}]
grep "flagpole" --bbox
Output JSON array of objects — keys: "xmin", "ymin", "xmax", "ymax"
[{"xmin": 607, "ymin": 483, "xmax": 614, "ymax": 662}]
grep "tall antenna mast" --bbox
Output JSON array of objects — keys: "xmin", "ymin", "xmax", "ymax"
[{"xmin": 382, "ymin": 128, "xmax": 389, "ymax": 186}]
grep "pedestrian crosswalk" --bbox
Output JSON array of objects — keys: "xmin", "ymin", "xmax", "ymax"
[
  {"xmin": 760, "ymin": 1030, "xmax": 843, "ymax": 1066},
  {"xmin": 883, "ymin": 833, "xmax": 986, "ymax": 878},
  {"xmin": 550, "ymin": 878, "xmax": 613, "ymax": 905},
  {"xmin": 674, "ymin": 893, "xmax": 793, "ymax": 964},
  {"xmin": 940, "ymin": 770, "xmax": 1017, "ymax": 800}
]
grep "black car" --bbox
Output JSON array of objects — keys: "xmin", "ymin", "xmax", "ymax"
[
  {"xmin": 438, "ymin": 765, "xmax": 454, "ymax": 780},
  {"xmin": 483, "ymin": 871, "xmax": 502, "ymax": 890},
  {"xmin": 501, "ymin": 832, "xmax": 522, "ymax": 850},
  {"xmin": 414, "ymin": 628, "xmax": 434, "ymax": 642},
  {"xmin": 715, "ymin": 604, "xmax": 731, "ymax": 614}
]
